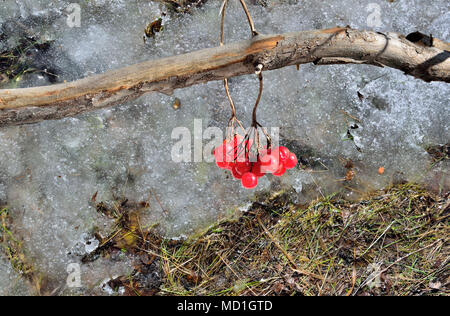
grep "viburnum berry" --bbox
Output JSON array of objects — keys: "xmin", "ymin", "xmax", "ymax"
[
  {"xmin": 241, "ymin": 172, "xmax": 258, "ymax": 189},
  {"xmin": 260, "ymin": 152, "xmax": 280, "ymax": 174},
  {"xmin": 231, "ymin": 166, "xmax": 243, "ymax": 179},
  {"xmin": 235, "ymin": 160, "xmax": 252, "ymax": 175},
  {"xmin": 252, "ymin": 160, "xmax": 265, "ymax": 178},
  {"xmin": 285, "ymin": 152, "xmax": 298, "ymax": 169},
  {"xmin": 214, "ymin": 140, "xmax": 237, "ymax": 169},
  {"xmin": 273, "ymin": 165, "xmax": 287, "ymax": 177},
  {"xmin": 277, "ymin": 146, "xmax": 290, "ymax": 164},
  {"xmin": 214, "ymin": 137, "xmax": 299, "ymax": 188}
]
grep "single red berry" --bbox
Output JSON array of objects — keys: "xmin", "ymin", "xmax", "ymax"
[
  {"xmin": 236, "ymin": 160, "xmax": 251, "ymax": 174},
  {"xmin": 241, "ymin": 172, "xmax": 258, "ymax": 189},
  {"xmin": 273, "ymin": 164, "xmax": 287, "ymax": 177},
  {"xmin": 252, "ymin": 161, "xmax": 265, "ymax": 178},
  {"xmin": 285, "ymin": 152, "xmax": 298, "ymax": 169},
  {"xmin": 214, "ymin": 141, "xmax": 234, "ymax": 165},
  {"xmin": 216, "ymin": 160, "xmax": 228, "ymax": 169},
  {"xmin": 260, "ymin": 153, "xmax": 280, "ymax": 173},
  {"xmin": 231, "ymin": 166, "xmax": 243, "ymax": 179},
  {"xmin": 277, "ymin": 146, "xmax": 290, "ymax": 164}
]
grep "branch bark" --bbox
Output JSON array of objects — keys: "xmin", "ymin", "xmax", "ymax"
[{"xmin": 0, "ymin": 27, "xmax": 448, "ymax": 127}]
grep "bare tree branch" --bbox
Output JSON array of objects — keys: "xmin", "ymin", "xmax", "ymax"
[{"xmin": 0, "ymin": 27, "xmax": 448, "ymax": 127}]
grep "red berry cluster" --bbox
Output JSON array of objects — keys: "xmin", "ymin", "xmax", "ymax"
[{"xmin": 213, "ymin": 135, "xmax": 298, "ymax": 189}]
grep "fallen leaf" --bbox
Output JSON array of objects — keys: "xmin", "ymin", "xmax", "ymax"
[
  {"xmin": 345, "ymin": 170, "xmax": 355, "ymax": 181},
  {"xmin": 173, "ymin": 98, "xmax": 181, "ymax": 110},
  {"xmin": 144, "ymin": 18, "xmax": 163, "ymax": 38},
  {"xmin": 429, "ymin": 281, "xmax": 442, "ymax": 290},
  {"xmin": 273, "ymin": 281, "xmax": 285, "ymax": 295},
  {"xmin": 91, "ymin": 191, "xmax": 98, "ymax": 202},
  {"xmin": 186, "ymin": 272, "xmax": 202, "ymax": 284},
  {"xmin": 344, "ymin": 159, "xmax": 354, "ymax": 169}
]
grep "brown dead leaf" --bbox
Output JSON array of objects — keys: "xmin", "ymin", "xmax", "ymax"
[
  {"xmin": 91, "ymin": 191, "xmax": 98, "ymax": 203},
  {"xmin": 344, "ymin": 159, "xmax": 354, "ymax": 169},
  {"xmin": 275, "ymin": 264, "xmax": 283, "ymax": 273},
  {"xmin": 273, "ymin": 281, "xmax": 285, "ymax": 295},
  {"xmin": 345, "ymin": 170, "xmax": 356, "ymax": 181},
  {"xmin": 173, "ymin": 98, "xmax": 181, "ymax": 110},
  {"xmin": 186, "ymin": 272, "xmax": 202, "ymax": 284}
]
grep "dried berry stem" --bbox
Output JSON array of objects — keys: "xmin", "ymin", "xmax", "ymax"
[{"xmin": 220, "ymin": 1, "xmax": 270, "ymax": 158}]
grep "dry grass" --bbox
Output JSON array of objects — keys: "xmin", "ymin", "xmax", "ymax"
[
  {"xmin": 1, "ymin": 183, "xmax": 449, "ymax": 296},
  {"xmin": 0, "ymin": 207, "xmax": 48, "ymax": 295},
  {"xmin": 0, "ymin": 36, "xmax": 57, "ymax": 88},
  {"xmin": 97, "ymin": 183, "xmax": 449, "ymax": 296},
  {"xmin": 149, "ymin": 183, "xmax": 448, "ymax": 296}
]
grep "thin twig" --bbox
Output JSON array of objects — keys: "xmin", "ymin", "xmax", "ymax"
[
  {"xmin": 238, "ymin": 0, "xmax": 258, "ymax": 37},
  {"xmin": 359, "ymin": 221, "xmax": 395, "ymax": 259}
]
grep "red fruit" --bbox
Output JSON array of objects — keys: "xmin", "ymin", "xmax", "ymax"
[
  {"xmin": 273, "ymin": 164, "xmax": 287, "ymax": 177},
  {"xmin": 260, "ymin": 153, "xmax": 280, "ymax": 174},
  {"xmin": 252, "ymin": 161, "xmax": 265, "ymax": 178},
  {"xmin": 285, "ymin": 152, "xmax": 298, "ymax": 169},
  {"xmin": 235, "ymin": 160, "xmax": 251, "ymax": 174},
  {"xmin": 216, "ymin": 160, "xmax": 228, "ymax": 169},
  {"xmin": 241, "ymin": 172, "xmax": 258, "ymax": 189},
  {"xmin": 277, "ymin": 146, "xmax": 290, "ymax": 164},
  {"xmin": 231, "ymin": 160, "xmax": 252, "ymax": 180},
  {"xmin": 231, "ymin": 166, "xmax": 243, "ymax": 179},
  {"xmin": 214, "ymin": 141, "xmax": 234, "ymax": 166}
]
